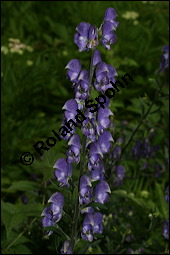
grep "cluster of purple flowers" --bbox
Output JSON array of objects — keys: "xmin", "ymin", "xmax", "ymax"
[
  {"xmin": 132, "ymin": 130, "xmax": 169, "ymax": 178},
  {"xmin": 74, "ymin": 7, "xmax": 118, "ymax": 52},
  {"xmin": 41, "ymin": 7, "xmax": 119, "ymax": 254},
  {"xmin": 132, "ymin": 137, "xmax": 160, "ymax": 160}
]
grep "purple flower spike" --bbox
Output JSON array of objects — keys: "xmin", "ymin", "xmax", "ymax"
[
  {"xmin": 61, "ymin": 240, "xmax": 72, "ymax": 254},
  {"xmin": 95, "ymin": 180, "xmax": 111, "ymax": 204},
  {"xmin": 53, "ymin": 158, "xmax": 72, "ymax": 186},
  {"xmin": 74, "ymin": 22, "xmax": 98, "ymax": 52},
  {"xmin": 65, "ymin": 59, "xmax": 82, "ymax": 83}
]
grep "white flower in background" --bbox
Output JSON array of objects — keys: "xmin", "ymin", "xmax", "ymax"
[
  {"xmin": 122, "ymin": 11, "xmax": 139, "ymax": 20},
  {"xmin": 1, "ymin": 38, "xmax": 33, "ymax": 55}
]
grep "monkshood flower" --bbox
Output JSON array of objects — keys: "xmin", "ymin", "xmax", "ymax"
[
  {"xmin": 74, "ymin": 22, "xmax": 98, "ymax": 52},
  {"xmin": 102, "ymin": 8, "xmax": 119, "ymax": 50},
  {"xmin": 65, "ymin": 59, "xmax": 82, "ymax": 83},
  {"xmin": 81, "ymin": 212, "xmax": 103, "ymax": 242},
  {"xmin": 75, "ymin": 70, "xmax": 90, "ymax": 99},
  {"xmin": 96, "ymin": 106, "xmax": 113, "ymax": 135},
  {"xmin": 61, "ymin": 240, "xmax": 72, "ymax": 254},
  {"xmin": 41, "ymin": 192, "xmax": 64, "ymax": 235},
  {"xmin": 62, "ymin": 99, "xmax": 78, "ymax": 122},
  {"xmin": 132, "ymin": 140, "xmax": 141, "ymax": 159},
  {"xmin": 95, "ymin": 180, "xmax": 111, "ymax": 204},
  {"xmin": 165, "ymin": 186, "xmax": 169, "ymax": 203},
  {"xmin": 98, "ymin": 130, "xmax": 114, "ymax": 154},
  {"xmin": 82, "ymin": 108, "xmax": 98, "ymax": 144},
  {"xmin": 66, "ymin": 134, "xmax": 81, "ymax": 164},
  {"xmin": 104, "ymin": 7, "xmax": 119, "ymax": 29},
  {"xmin": 163, "ymin": 220, "xmax": 169, "ymax": 240},
  {"xmin": 88, "ymin": 154, "xmax": 105, "ymax": 181},
  {"xmin": 94, "ymin": 62, "xmax": 118, "ymax": 92},
  {"xmin": 82, "ymin": 116, "xmax": 96, "ymax": 141},
  {"xmin": 158, "ymin": 45, "xmax": 169, "ymax": 73},
  {"xmin": 53, "ymin": 158, "xmax": 72, "ymax": 186},
  {"xmin": 79, "ymin": 175, "xmax": 93, "ymax": 205},
  {"xmin": 90, "ymin": 130, "xmax": 114, "ymax": 158},
  {"xmin": 114, "ymin": 165, "xmax": 125, "ymax": 186},
  {"xmin": 88, "ymin": 155, "xmax": 104, "ymax": 171},
  {"xmin": 112, "ymin": 146, "xmax": 121, "ymax": 160},
  {"xmin": 90, "ymin": 167, "xmax": 105, "ymax": 182}
]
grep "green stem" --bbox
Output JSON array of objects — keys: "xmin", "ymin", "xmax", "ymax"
[
  {"xmin": 70, "ymin": 49, "xmax": 95, "ymax": 253},
  {"xmin": 5, "ymin": 218, "xmax": 37, "ymax": 252}
]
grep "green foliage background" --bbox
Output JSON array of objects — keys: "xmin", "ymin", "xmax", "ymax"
[{"xmin": 1, "ymin": 1, "xmax": 169, "ymax": 254}]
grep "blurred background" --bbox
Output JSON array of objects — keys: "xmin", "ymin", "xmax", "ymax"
[{"xmin": 1, "ymin": 1, "xmax": 169, "ymax": 254}]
